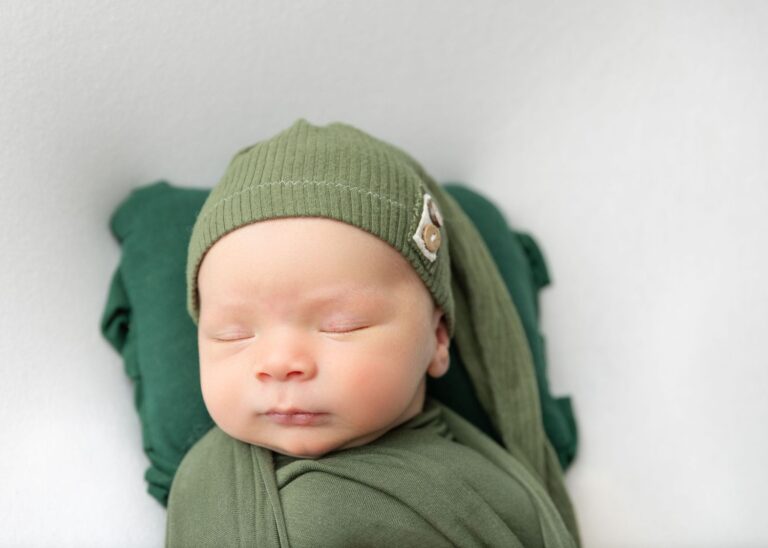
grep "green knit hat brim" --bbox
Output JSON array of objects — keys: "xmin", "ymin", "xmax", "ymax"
[{"xmin": 186, "ymin": 118, "xmax": 455, "ymax": 336}]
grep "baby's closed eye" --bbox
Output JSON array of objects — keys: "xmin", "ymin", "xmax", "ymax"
[
  {"xmin": 320, "ymin": 323, "xmax": 370, "ymax": 334},
  {"xmin": 203, "ymin": 318, "xmax": 372, "ymax": 341},
  {"xmin": 319, "ymin": 313, "xmax": 372, "ymax": 333},
  {"xmin": 209, "ymin": 331, "xmax": 254, "ymax": 342}
]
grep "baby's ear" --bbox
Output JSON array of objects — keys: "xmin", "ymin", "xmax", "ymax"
[{"xmin": 426, "ymin": 307, "xmax": 450, "ymax": 379}]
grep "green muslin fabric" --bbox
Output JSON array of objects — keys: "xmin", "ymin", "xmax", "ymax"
[
  {"xmin": 166, "ymin": 398, "xmax": 577, "ymax": 548},
  {"xmin": 103, "ymin": 119, "xmax": 581, "ymax": 545},
  {"xmin": 99, "ymin": 180, "xmax": 579, "ymax": 506}
]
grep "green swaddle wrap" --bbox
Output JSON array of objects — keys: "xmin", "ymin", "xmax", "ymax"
[
  {"xmin": 166, "ymin": 399, "xmax": 576, "ymax": 547},
  {"xmin": 168, "ymin": 119, "xmax": 581, "ymax": 546}
]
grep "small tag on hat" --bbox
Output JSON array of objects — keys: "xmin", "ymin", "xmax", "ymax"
[{"xmin": 412, "ymin": 193, "xmax": 443, "ymax": 262}]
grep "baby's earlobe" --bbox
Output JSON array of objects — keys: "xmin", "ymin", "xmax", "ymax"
[{"xmin": 427, "ymin": 341, "xmax": 450, "ymax": 379}]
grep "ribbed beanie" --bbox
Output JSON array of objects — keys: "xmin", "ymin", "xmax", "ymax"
[{"xmin": 186, "ymin": 118, "xmax": 455, "ymax": 336}]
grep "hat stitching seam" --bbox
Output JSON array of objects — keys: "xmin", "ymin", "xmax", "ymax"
[{"xmin": 197, "ymin": 180, "xmax": 408, "ymax": 227}]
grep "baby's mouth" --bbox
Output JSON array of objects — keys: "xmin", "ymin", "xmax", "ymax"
[{"xmin": 264, "ymin": 408, "xmax": 328, "ymax": 426}]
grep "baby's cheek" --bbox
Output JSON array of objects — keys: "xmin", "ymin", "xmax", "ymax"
[
  {"xmin": 340, "ymin": 360, "xmax": 413, "ymax": 414},
  {"xmin": 200, "ymin": 369, "xmax": 237, "ymax": 422}
]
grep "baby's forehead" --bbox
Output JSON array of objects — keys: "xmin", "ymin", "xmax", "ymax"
[
  {"xmin": 221, "ymin": 217, "xmax": 417, "ymax": 274},
  {"xmin": 201, "ymin": 216, "xmax": 433, "ymax": 307}
]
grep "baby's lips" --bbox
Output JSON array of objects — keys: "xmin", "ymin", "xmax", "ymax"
[{"xmin": 264, "ymin": 409, "xmax": 328, "ymax": 426}]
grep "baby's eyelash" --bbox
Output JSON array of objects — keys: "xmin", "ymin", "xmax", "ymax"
[
  {"xmin": 321, "ymin": 325, "xmax": 368, "ymax": 334},
  {"xmin": 214, "ymin": 334, "xmax": 252, "ymax": 342}
]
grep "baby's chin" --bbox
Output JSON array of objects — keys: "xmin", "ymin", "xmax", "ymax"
[
  {"xmin": 220, "ymin": 425, "xmax": 386, "ymax": 459},
  {"xmin": 214, "ymin": 425, "xmax": 340, "ymax": 458},
  {"xmin": 274, "ymin": 430, "xmax": 392, "ymax": 458},
  {"xmin": 255, "ymin": 435, "xmax": 348, "ymax": 459}
]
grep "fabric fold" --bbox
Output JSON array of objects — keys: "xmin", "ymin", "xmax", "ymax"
[{"xmin": 166, "ymin": 399, "xmax": 577, "ymax": 548}]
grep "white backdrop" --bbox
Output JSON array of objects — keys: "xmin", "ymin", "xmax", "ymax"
[{"xmin": 2, "ymin": 1, "xmax": 767, "ymax": 547}]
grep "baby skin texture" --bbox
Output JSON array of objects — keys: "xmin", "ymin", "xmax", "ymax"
[{"xmin": 196, "ymin": 217, "xmax": 451, "ymax": 458}]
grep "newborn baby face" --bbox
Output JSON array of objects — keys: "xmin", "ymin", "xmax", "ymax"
[{"xmin": 196, "ymin": 217, "xmax": 450, "ymax": 458}]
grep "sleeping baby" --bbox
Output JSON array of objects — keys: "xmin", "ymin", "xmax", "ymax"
[{"xmin": 165, "ymin": 118, "xmax": 581, "ymax": 547}]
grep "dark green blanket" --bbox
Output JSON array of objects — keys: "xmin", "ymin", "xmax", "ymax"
[
  {"xmin": 166, "ymin": 398, "xmax": 577, "ymax": 548},
  {"xmin": 100, "ymin": 181, "xmax": 578, "ymax": 504}
]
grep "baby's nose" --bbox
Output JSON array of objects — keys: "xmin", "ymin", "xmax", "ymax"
[
  {"xmin": 253, "ymin": 330, "xmax": 317, "ymax": 382},
  {"xmin": 255, "ymin": 360, "xmax": 316, "ymax": 382}
]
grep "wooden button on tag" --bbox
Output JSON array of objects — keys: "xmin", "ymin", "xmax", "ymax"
[
  {"xmin": 423, "ymin": 223, "xmax": 441, "ymax": 252},
  {"xmin": 412, "ymin": 192, "xmax": 444, "ymax": 262}
]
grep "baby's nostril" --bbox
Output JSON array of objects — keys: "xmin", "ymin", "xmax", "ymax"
[{"xmin": 286, "ymin": 371, "xmax": 303, "ymax": 379}]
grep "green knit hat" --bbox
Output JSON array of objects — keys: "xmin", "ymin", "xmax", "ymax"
[{"xmin": 186, "ymin": 118, "xmax": 455, "ymax": 336}]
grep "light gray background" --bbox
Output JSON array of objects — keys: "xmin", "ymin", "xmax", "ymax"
[{"xmin": 2, "ymin": 1, "xmax": 766, "ymax": 547}]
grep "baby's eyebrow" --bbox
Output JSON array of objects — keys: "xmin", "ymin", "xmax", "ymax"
[
  {"xmin": 212, "ymin": 285, "xmax": 387, "ymax": 313},
  {"xmin": 302, "ymin": 286, "xmax": 388, "ymax": 306}
]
